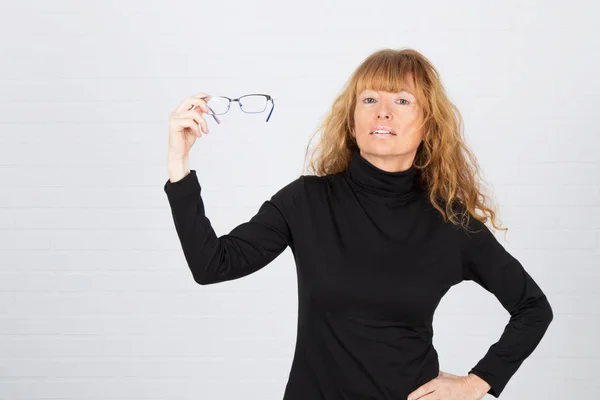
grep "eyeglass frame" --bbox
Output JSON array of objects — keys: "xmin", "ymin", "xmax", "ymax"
[{"xmin": 200, "ymin": 94, "xmax": 275, "ymax": 124}]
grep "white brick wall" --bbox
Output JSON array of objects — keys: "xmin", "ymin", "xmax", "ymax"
[{"xmin": 0, "ymin": 1, "xmax": 598, "ymax": 399}]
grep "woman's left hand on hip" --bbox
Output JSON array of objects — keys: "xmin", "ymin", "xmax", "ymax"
[{"xmin": 406, "ymin": 370, "xmax": 489, "ymax": 400}]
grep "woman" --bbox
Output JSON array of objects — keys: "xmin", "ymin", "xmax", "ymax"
[{"xmin": 164, "ymin": 48, "xmax": 553, "ymax": 400}]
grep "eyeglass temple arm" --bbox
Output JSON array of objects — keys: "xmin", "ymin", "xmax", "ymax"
[
  {"xmin": 209, "ymin": 107, "xmax": 221, "ymax": 124},
  {"xmin": 199, "ymin": 96, "xmax": 221, "ymax": 124},
  {"xmin": 266, "ymin": 97, "xmax": 275, "ymax": 122}
]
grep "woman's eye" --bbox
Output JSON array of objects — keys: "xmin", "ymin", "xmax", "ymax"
[{"xmin": 363, "ymin": 97, "xmax": 410, "ymax": 105}]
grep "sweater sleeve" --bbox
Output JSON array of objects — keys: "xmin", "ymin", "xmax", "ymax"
[
  {"xmin": 460, "ymin": 216, "xmax": 553, "ymax": 398},
  {"xmin": 163, "ymin": 169, "xmax": 304, "ymax": 285}
]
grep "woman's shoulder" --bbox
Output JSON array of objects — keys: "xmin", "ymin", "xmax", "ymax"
[
  {"xmin": 266, "ymin": 173, "xmax": 333, "ymax": 216},
  {"xmin": 302, "ymin": 171, "xmax": 345, "ymax": 185},
  {"xmin": 300, "ymin": 171, "xmax": 347, "ymax": 194},
  {"xmin": 269, "ymin": 172, "xmax": 336, "ymax": 203}
]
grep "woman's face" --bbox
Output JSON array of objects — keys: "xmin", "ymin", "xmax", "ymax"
[{"xmin": 352, "ymin": 80, "xmax": 424, "ymax": 171}]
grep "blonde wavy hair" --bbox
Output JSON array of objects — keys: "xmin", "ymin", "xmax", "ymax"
[{"xmin": 302, "ymin": 47, "xmax": 507, "ymax": 237}]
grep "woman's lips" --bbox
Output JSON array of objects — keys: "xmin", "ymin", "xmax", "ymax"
[{"xmin": 371, "ymin": 132, "xmax": 396, "ymax": 138}]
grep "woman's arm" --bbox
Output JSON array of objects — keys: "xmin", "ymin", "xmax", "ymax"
[
  {"xmin": 164, "ymin": 169, "xmax": 304, "ymax": 285},
  {"xmin": 460, "ymin": 216, "xmax": 554, "ymax": 398}
]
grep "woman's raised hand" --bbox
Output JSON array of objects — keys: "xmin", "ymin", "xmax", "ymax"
[{"xmin": 167, "ymin": 92, "xmax": 212, "ymax": 161}]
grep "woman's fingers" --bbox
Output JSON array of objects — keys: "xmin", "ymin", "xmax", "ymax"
[
  {"xmin": 172, "ymin": 117, "xmax": 202, "ymax": 138},
  {"xmin": 174, "ymin": 92, "xmax": 212, "ymax": 115},
  {"xmin": 178, "ymin": 109, "xmax": 209, "ymax": 135}
]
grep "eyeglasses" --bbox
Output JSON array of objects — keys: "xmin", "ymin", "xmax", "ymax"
[{"xmin": 200, "ymin": 94, "xmax": 275, "ymax": 124}]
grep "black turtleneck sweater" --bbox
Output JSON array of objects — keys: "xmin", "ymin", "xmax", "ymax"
[{"xmin": 163, "ymin": 149, "xmax": 553, "ymax": 399}]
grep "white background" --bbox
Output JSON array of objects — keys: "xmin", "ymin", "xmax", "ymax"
[{"xmin": 0, "ymin": 0, "xmax": 598, "ymax": 399}]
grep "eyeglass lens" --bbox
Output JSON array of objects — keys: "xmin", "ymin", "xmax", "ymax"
[{"xmin": 206, "ymin": 95, "xmax": 269, "ymax": 115}]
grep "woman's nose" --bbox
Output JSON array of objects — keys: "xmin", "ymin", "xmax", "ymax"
[
  {"xmin": 377, "ymin": 107, "xmax": 392, "ymax": 119},
  {"xmin": 375, "ymin": 102, "xmax": 392, "ymax": 118}
]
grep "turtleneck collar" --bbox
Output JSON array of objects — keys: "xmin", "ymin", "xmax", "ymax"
[{"xmin": 346, "ymin": 149, "xmax": 420, "ymax": 200}]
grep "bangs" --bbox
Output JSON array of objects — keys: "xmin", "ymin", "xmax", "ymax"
[{"xmin": 353, "ymin": 53, "xmax": 426, "ymax": 106}]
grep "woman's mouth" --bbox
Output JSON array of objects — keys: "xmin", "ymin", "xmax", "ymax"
[{"xmin": 371, "ymin": 130, "xmax": 396, "ymax": 138}]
